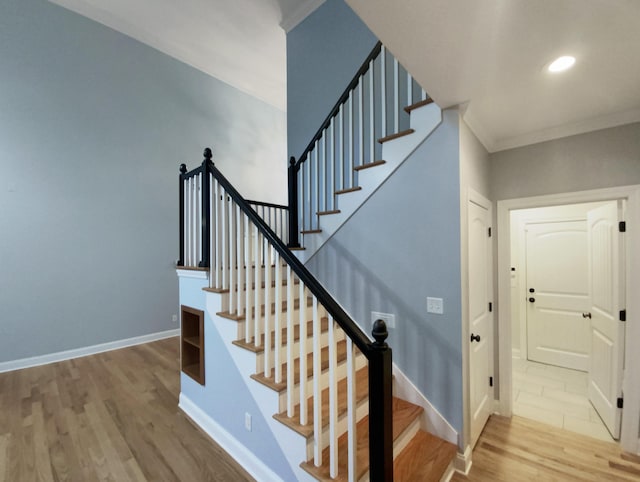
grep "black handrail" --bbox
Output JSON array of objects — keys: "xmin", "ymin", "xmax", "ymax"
[
  {"xmin": 295, "ymin": 41, "xmax": 382, "ymax": 169},
  {"xmin": 180, "ymin": 149, "xmax": 393, "ymax": 481},
  {"xmin": 246, "ymin": 200, "xmax": 289, "ymax": 210}
]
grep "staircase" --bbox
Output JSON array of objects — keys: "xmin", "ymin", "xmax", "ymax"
[
  {"xmin": 177, "ymin": 150, "xmax": 457, "ymax": 480},
  {"xmin": 212, "ymin": 266, "xmax": 456, "ymax": 481},
  {"xmin": 176, "ymin": 40, "xmax": 458, "ymax": 481}
]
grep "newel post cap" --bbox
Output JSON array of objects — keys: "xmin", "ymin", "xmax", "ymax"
[{"xmin": 372, "ymin": 319, "xmax": 389, "ymax": 347}]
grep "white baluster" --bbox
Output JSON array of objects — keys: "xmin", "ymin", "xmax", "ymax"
[
  {"xmin": 358, "ymin": 80, "xmax": 364, "ymax": 168},
  {"xmin": 186, "ymin": 178, "xmax": 192, "ymax": 266},
  {"xmin": 369, "ymin": 59, "xmax": 374, "ymax": 162},
  {"xmin": 407, "ymin": 72, "xmax": 413, "ymax": 107},
  {"xmin": 299, "ymin": 283, "xmax": 308, "ymax": 426},
  {"xmin": 421, "ymin": 87, "xmax": 427, "ymax": 101},
  {"xmin": 264, "ymin": 238, "xmax": 272, "ymax": 377},
  {"xmin": 349, "ymin": 90, "xmax": 354, "ymax": 187},
  {"xmin": 221, "ymin": 190, "xmax": 228, "ymax": 290},
  {"xmin": 346, "ymin": 338, "xmax": 357, "ymax": 482},
  {"xmin": 380, "ymin": 45, "xmax": 386, "ymax": 139},
  {"xmin": 245, "ymin": 219, "xmax": 253, "ymax": 343},
  {"xmin": 328, "ymin": 315, "xmax": 338, "ymax": 478},
  {"xmin": 237, "ymin": 205, "xmax": 244, "ymax": 315},
  {"xmin": 209, "ymin": 174, "xmax": 215, "ymax": 286},
  {"xmin": 255, "ymin": 230, "xmax": 263, "ymax": 347},
  {"xmin": 274, "ymin": 251, "xmax": 283, "ymax": 384},
  {"xmin": 394, "ymin": 57, "xmax": 399, "ymax": 133},
  {"xmin": 228, "ymin": 199, "xmax": 236, "ymax": 314},
  {"xmin": 312, "ymin": 296, "xmax": 323, "ymax": 466},
  {"xmin": 338, "ymin": 104, "xmax": 344, "ymax": 192},
  {"xmin": 286, "ymin": 265, "xmax": 295, "ymax": 417},
  {"xmin": 322, "ymin": 133, "xmax": 327, "ymax": 212},
  {"xmin": 313, "ymin": 144, "xmax": 319, "ymax": 228},
  {"xmin": 197, "ymin": 173, "xmax": 202, "ymax": 265},
  {"xmin": 329, "ymin": 118, "xmax": 334, "ymax": 210}
]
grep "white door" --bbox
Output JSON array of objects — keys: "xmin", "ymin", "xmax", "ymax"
[
  {"xmin": 525, "ymin": 221, "xmax": 590, "ymax": 371},
  {"xmin": 468, "ymin": 199, "xmax": 493, "ymax": 447},
  {"xmin": 587, "ymin": 201, "xmax": 625, "ymax": 439}
]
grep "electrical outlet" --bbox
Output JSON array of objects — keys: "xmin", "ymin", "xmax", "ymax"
[
  {"xmin": 427, "ymin": 297, "xmax": 444, "ymax": 315},
  {"xmin": 371, "ymin": 311, "xmax": 396, "ymax": 329},
  {"xmin": 244, "ymin": 412, "xmax": 252, "ymax": 431},
  {"xmin": 172, "ymin": 314, "xmax": 178, "ymax": 323}
]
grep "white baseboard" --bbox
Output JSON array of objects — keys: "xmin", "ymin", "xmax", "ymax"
[
  {"xmin": 179, "ymin": 393, "xmax": 283, "ymax": 482},
  {"xmin": 392, "ymin": 363, "xmax": 458, "ymax": 445},
  {"xmin": 0, "ymin": 329, "xmax": 179, "ymax": 373},
  {"xmin": 454, "ymin": 444, "xmax": 472, "ymax": 475}
]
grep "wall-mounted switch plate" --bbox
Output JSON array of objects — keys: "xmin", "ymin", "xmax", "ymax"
[
  {"xmin": 427, "ymin": 297, "xmax": 444, "ymax": 315},
  {"xmin": 371, "ymin": 311, "xmax": 396, "ymax": 329},
  {"xmin": 172, "ymin": 314, "xmax": 178, "ymax": 323}
]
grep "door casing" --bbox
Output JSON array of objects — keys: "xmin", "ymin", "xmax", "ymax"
[{"xmin": 496, "ymin": 185, "xmax": 640, "ymax": 454}]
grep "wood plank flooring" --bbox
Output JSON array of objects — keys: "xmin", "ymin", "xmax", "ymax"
[
  {"xmin": 0, "ymin": 337, "xmax": 253, "ymax": 482},
  {"xmin": 452, "ymin": 415, "xmax": 640, "ymax": 481}
]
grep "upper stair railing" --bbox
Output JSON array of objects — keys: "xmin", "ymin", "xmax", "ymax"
[
  {"xmin": 178, "ymin": 149, "xmax": 393, "ymax": 481},
  {"xmin": 287, "ymin": 41, "xmax": 428, "ymax": 247}
]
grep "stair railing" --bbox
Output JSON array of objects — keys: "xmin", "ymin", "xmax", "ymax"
[
  {"xmin": 180, "ymin": 148, "xmax": 394, "ymax": 481},
  {"xmin": 287, "ymin": 41, "xmax": 427, "ymax": 248}
]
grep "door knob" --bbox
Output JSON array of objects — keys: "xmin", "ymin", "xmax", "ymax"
[
  {"xmin": 529, "ymin": 297, "xmax": 535, "ymax": 303},
  {"xmin": 529, "ymin": 288, "xmax": 535, "ymax": 293},
  {"xmin": 470, "ymin": 333, "xmax": 481, "ymax": 343},
  {"xmin": 582, "ymin": 312, "xmax": 592, "ymax": 319}
]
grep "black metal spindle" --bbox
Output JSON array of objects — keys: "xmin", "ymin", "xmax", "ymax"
[
  {"xmin": 287, "ymin": 157, "xmax": 300, "ymax": 248},
  {"xmin": 369, "ymin": 319, "xmax": 393, "ymax": 482},
  {"xmin": 198, "ymin": 148, "xmax": 212, "ymax": 268},
  {"xmin": 177, "ymin": 163, "xmax": 187, "ymax": 266}
]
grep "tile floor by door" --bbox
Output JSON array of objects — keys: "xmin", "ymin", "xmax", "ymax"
[{"xmin": 512, "ymin": 357, "xmax": 614, "ymax": 443}]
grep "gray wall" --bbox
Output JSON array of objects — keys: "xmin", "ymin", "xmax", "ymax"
[
  {"xmin": 0, "ymin": 0, "xmax": 286, "ymax": 363},
  {"xmin": 490, "ymin": 123, "xmax": 640, "ymax": 200},
  {"xmin": 306, "ymin": 110, "xmax": 464, "ymax": 431},
  {"xmin": 286, "ymin": 0, "xmax": 378, "ymax": 160}
]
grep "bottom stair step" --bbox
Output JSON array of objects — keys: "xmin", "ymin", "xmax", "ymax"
[
  {"xmin": 394, "ymin": 430, "xmax": 457, "ymax": 481},
  {"xmin": 300, "ymin": 397, "xmax": 422, "ymax": 481}
]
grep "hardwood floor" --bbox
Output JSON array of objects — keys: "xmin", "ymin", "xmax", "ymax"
[
  {"xmin": 0, "ymin": 337, "xmax": 253, "ymax": 482},
  {"xmin": 452, "ymin": 415, "xmax": 640, "ymax": 481}
]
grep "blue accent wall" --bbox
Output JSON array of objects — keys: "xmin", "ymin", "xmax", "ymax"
[
  {"xmin": 286, "ymin": 0, "xmax": 378, "ymax": 160},
  {"xmin": 0, "ymin": 0, "xmax": 285, "ymax": 363},
  {"xmin": 306, "ymin": 110, "xmax": 464, "ymax": 432}
]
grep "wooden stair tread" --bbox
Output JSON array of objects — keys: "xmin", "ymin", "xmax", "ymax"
[
  {"xmin": 394, "ymin": 430, "xmax": 457, "ymax": 482},
  {"xmin": 354, "ymin": 160, "xmax": 386, "ymax": 172},
  {"xmin": 251, "ymin": 340, "xmax": 348, "ymax": 392},
  {"xmin": 290, "ymin": 246, "xmax": 307, "ymax": 251},
  {"xmin": 301, "ymin": 229, "xmax": 322, "ymax": 234},
  {"xmin": 274, "ymin": 367, "xmax": 369, "ymax": 438},
  {"xmin": 404, "ymin": 97, "xmax": 433, "ymax": 114},
  {"xmin": 335, "ymin": 186, "xmax": 362, "ymax": 195},
  {"xmin": 232, "ymin": 317, "xmax": 329, "ymax": 354},
  {"xmin": 300, "ymin": 397, "xmax": 423, "ymax": 481},
  {"xmin": 378, "ymin": 129, "xmax": 415, "ymax": 144},
  {"xmin": 317, "ymin": 209, "xmax": 341, "ymax": 216},
  {"xmin": 217, "ymin": 296, "xmax": 313, "ymax": 322}
]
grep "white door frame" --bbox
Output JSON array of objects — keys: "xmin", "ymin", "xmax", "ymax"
[
  {"xmin": 496, "ymin": 184, "xmax": 640, "ymax": 453},
  {"xmin": 462, "ymin": 188, "xmax": 495, "ymax": 451}
]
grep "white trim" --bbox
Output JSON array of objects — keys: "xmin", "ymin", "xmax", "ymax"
[
  {"xmin": 176, "ymin": 268, "xmax": 209, "ymax": 280},
  {"xmin": 179, "ymin": 393, "xmax": 284, "ymax": 482},
  {"xmin": 512, "ymin": 348, "xmax": 521, "ymax": 359},
  {"xmin": 0, "ymin": 329, "xmax": 179, "ymax": 374},
  {"xmin": 496, "ymin": 184, "xmax": 640, "ymax": 454},
  {"xmin": 392, "ymin": 364, "xmax": 458, "ymax": 445},
  {"xmin": 453, "ymin": 445, "xmax": 472, "ymax": 475},
  {"xmin": 279, "ymin": 0, "xmax": 326, "ymax": 32}
]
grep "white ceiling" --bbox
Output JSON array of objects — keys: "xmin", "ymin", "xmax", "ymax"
[
  {"xmin": 51, "ymin": 0, "xmax": 640, "ymax": 152},
  {"xmin": 346, "ymin": 0, "xmax": 640, "ymax": 151}
]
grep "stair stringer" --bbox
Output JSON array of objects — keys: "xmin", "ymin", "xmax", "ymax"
[
  {"xmin": 205, "ymin": 291, "xmax": 317, "ymax": 482},
  {"xmin": 296, "ymin": 102, "xmax": 442, "ymax": 263}
]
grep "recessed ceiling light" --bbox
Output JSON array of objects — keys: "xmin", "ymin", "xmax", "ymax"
[{"xmin": 547, "ymin": 56, "xmax": 576, "ymax": 73}]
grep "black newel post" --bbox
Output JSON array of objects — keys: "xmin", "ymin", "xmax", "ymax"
[
  {"xmin": 198, "ymin": 147, "xmax": 212, "ymax": 268},
  {"xmin": 287, "ymin": 157, "xmax": 300, "ymax": 248},
  {"xmin": 369, "ymin": 319, "xmax": 393, "ymax": 482},
  {"xmin": 177, "ymin": 163, "xmax": 187, "ymax": 266}
]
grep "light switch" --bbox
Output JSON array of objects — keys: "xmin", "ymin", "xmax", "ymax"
[{"xmin": 427, "ymin": 297, "xmax": 444, "ymax": 314}]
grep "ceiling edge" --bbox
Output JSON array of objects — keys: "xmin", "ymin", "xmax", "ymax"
[
  {"xmin": 491, "ymin": 108, "xmax": 640, "ymax": 153},
  {"xmin": 280, "ymin": 0, "xmax": 325, "ymax": 32}
]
